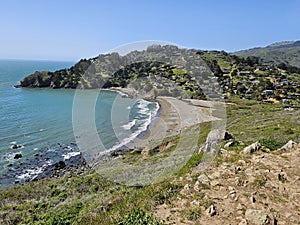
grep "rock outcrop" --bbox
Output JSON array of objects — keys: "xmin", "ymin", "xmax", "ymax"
[
  {"xmin": 240, "ymin": 142, "xmax": 262, "ymax": 154},
  {"xmin": 153, "ymin": 140, "xmax": 300, "ymax": 224}
]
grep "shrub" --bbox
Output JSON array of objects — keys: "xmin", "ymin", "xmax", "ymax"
[
  {"xmin": 119, "ymin": 208, "xmax": 164, "ymax": 225},
  {"xmin": 259, "ymin": 138, "xmax": 284, "ymax": 151}
]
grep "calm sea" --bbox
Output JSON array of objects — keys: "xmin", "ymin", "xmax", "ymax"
[{"xmin": 0, "ymin": 60, "xmax": 158, "ymax": 187}]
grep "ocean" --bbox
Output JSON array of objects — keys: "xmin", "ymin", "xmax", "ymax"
[{"xmin": 0, "ymin": 60, "xmax": 159, "ymax": 188}]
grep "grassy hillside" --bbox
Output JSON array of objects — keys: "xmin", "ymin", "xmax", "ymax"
[
  {"xmin": 0, "ymin": 97, "xmax": 299, "ymax": 224},
  {"xmin": 234, "ymin": 40, "xmax": 300, "ymax": 68}
]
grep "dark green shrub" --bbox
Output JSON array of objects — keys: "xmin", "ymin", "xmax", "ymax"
[{"xmin": 259, "ymin": 138, "xmax": 284, "ymax": 150}]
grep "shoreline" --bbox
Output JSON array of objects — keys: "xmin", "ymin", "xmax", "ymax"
[
  {"xmin": 91, "ymin": 96, "xmax": 221, "ymax": 165},
  {"xmin": 0, "ymin": 91, "xmax": 221, "ymax": 188}
]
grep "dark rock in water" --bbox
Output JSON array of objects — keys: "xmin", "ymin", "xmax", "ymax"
[
  {"xmin": 0, "ymin": 142, "xmax": 88, "ymax": 188},
  {"xmin": 14, "ymin": 153, "xmax": 22, "ymax": 159},
  {"xmin": 54, "ymin": 161, "xmax": 66, "ymax": 170},
  {"xmin": 11, "ymin": 144, "xmax": 18, "ymax": 149},
  {"xmin": 11, "ymin": 144, "xmax": 23, "ymax": 149},
  {"xmin": 224, "ymin": 131, "xmax": 234, "ymax": 140}
]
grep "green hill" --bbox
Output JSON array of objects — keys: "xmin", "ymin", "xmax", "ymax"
[
  {"xmin": 16, "ymin": 45, "xmax": 300, "ymax": 105},
  {"xmin": 234, "ymin": 40, "xmax": 300, "ymax": 68}
]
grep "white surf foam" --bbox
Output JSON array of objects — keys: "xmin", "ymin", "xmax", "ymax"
[
  {"xmin": 62, "ymin": 151, "xmax": 81, "ymax": 160},
  {"xmin": 122, "ymin": 119, "xmax": 136, "ymax": 130},
  {"xmin": 100, "ymin": 100, "xmax": 159, "ymax": 155}
]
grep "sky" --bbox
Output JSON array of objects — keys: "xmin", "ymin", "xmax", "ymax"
[{"xmin": 1, "ymin": 0, "xmax": 300, "ymax": 61}]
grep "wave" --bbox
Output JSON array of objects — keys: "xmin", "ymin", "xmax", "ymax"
[
  {"xmin": 99, "ymin": 100, "xmax": 159, "ymax": 155},
  {"xmin": 136, "ymin": 99, "xmax": 152, "ymax": 115},
  {"xmin": 62, "ymin": 151, "xmax": 81, "ymax": 160},
  {"xmin": 122, "ymin": 119, "xmax": 136, "ymax": 130},
  {"xmin": 16, "ymin": 165, "xmax": 45, "ymax": 180}
]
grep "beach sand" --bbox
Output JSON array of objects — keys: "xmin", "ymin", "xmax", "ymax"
[{"xmin": 126, "ymin": 96, "xmax": 221, "ymax": 151}]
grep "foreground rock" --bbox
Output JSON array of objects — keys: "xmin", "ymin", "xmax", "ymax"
[
  {"xmin": 153, "ymin": 140, "xmax": 300, "ymax": 224},
  {"xmin": 240, "ymin": 141, "xmax": 261, "ymax": 154},
  {"xmin": 245, "ymin": 209, "xmax": 271, "ymax": 225}
]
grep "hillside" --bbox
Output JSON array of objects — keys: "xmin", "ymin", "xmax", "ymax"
[
  {"xmin": 234, "ymin": 40, "xmax": 300, "ymax": 68},
  {"xmin": 15, "ymin": 45, "xmax": 300, "ymax": 106},
  {"xmin": 0, "ymin": 97, "xmax": 299, "ymax": 224}
]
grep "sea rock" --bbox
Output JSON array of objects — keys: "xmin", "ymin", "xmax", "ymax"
[
  {"xmin": 241, "ymin": 142, "xmax": 261, "ymax": 154},
  {"xmin": 53, "ymin": 161, "xmax": 66, "ymax": 170},
  {"xmin": 14, "ymin": 153, "xmax": 22, "ymax": 159},
  {"xmin": 10, "ymin": 144, "xmax": 23, "ymax": 149},
  {"xmin": 245, "ymin": 209, "xmax": 271, "ymax": 225}
]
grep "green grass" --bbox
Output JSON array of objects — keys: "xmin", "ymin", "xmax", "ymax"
[
  {"xmin": 118, "ymin": 208, "xmax": 165, "ymax": 225},
  {"xmin": 226, "ymin": 96, "xmax": 300, "ymax": 144}
]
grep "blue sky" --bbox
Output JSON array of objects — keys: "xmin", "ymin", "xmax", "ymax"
[{"xmin": 1, "ymin": 0, "xmax": 299, "ymax": 61}]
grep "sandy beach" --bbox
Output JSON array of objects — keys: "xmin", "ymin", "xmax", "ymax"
[
  {"xmin": 125, "ymin": 96, "xmax": 221, "ymax": 151},
  {"xmin": 90, "ymin": 95, "xmax": 223, "ymax": 167}
]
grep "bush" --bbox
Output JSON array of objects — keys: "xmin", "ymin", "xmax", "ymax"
[
  {"xmin": 119, "ymin": 208, "xmax": 164, "ymax": 225},
  {"xmin": 259, "ymin": 138, "xmax": 284, "ymax": 151}
]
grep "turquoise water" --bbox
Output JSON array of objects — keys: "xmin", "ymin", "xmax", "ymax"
[{"xmin": 0, "ymin": 60, "xmax": 158, "ymax": 185}]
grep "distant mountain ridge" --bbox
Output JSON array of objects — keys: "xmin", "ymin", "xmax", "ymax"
[
  {"xmin": 234, "ymin": 40, "xmax": 300, "ymax": 67},
  {"xmin": 266, "ymin": 41, "xmax": 300, "ymax": 48}
]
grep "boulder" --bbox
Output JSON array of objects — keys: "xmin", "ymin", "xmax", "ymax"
[
  {"xmin": 280, "ymin": 140, "xmax": 297, "ymax": 150},
  {"xmin": 241, "ymin": 142, "xmax": 261, "ymax": 154},
  {"xmin": 11, "ymin": 144, "xmax": 18, "ymax": 149},
  {"xmin": 199, "ymin": 129, "xmax": 223, "ymax": 153},
  {"xmin": 53, "ymin": 161, "xmax": 66, "ymax": 170},
  {"xmin": 224, "ymin": 131, "xmax": 234, "ymax": 140},
  {"xmin": 197, "ymin": 174, "xmax": 210, "ymax": 186},
  {"xmin": 10, "ymin": 144, "xmax": 23, "ymax": 149},
  {"xmin": 245, "ymin": 209, "xmax": 271, "ymax": 225},
  {"xmin": 224, "ymin": 141, "xmax": 234, "ymax": 148},
  {"xmin": 14, "ymin": 153, "xmax": 22, "ymax": 159},
  {"xmin": 206, "ymin": 205, "xmax": 216, "ymax": 216}
]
